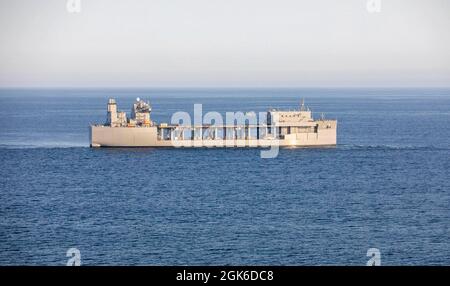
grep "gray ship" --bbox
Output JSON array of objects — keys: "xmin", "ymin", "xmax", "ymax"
[{"xmin": 90, "ymin": 98, "xmax": 337, "ymax": 147}]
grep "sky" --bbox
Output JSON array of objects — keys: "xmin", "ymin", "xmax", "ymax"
[{"xmin": 0, "ymin": 0, "xmax": 449, "ymax": 88}]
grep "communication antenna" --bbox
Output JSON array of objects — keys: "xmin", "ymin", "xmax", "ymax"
[{"xmin": 300, "ymin": 98, "xmax": 305, "ymax": 111}]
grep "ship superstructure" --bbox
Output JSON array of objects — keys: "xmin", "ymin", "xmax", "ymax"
[{"xmin": 90, "ymin": 98, "xmax": 337, "ymax": 147}]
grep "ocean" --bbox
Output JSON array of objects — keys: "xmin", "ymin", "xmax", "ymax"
[{"xmin": 0, "ymin": 88, "xmax": 449, "ymax": 265}]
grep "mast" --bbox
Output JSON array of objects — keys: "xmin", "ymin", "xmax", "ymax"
[{"xmin": 300, "ymin": 98, "xmax": 306, "ymax": 111}]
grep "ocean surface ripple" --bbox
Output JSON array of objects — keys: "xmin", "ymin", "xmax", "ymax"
[{"xmin": 1, "ymin": 88, "xmax": 449, "ymax": 265}]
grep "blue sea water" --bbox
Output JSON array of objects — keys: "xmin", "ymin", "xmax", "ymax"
[{"xmin": 0, "ymin": 88, "xmax": 449, "ymax": 265}]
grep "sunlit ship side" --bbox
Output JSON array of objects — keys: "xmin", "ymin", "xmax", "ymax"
[{"xmin": 90, "ymin": 98, "xmax": 337, "ymax": 147}]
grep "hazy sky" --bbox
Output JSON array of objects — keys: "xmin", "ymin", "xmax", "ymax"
[{"xmin": 0, "ymin": 0, "xmax": 449, "ymax": 87}]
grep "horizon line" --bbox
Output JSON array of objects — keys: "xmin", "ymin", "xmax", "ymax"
[{"xmin": 1, "ymin": 85, "xmax": 450, "ymax": 90}]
